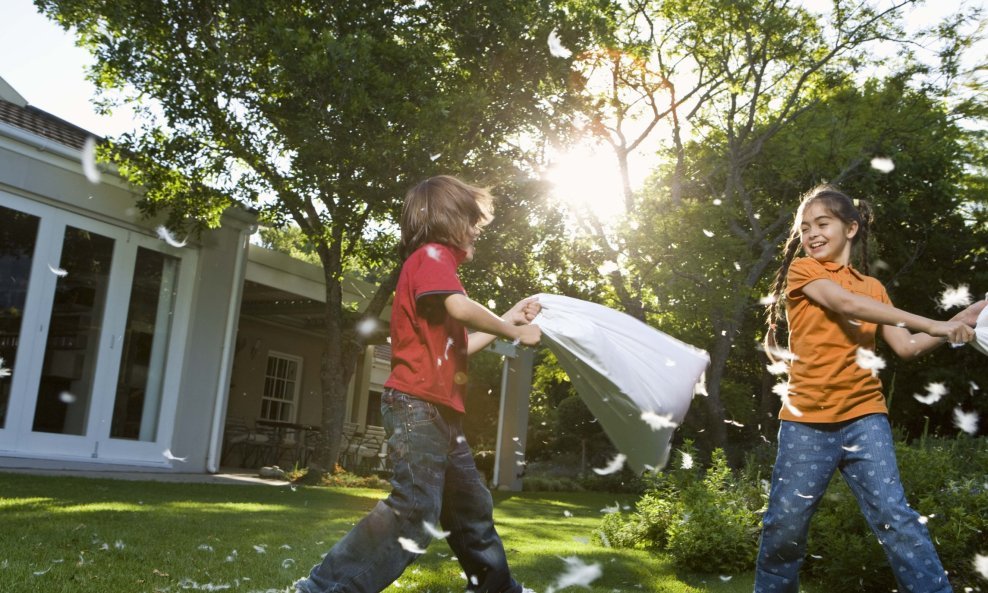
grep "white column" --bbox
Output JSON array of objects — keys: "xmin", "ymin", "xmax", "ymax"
[{"xmin": 490, "ymin": 340, "xmax": 535, "ymax": 491}]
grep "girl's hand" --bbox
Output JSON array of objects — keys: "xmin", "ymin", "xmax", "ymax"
[{"xmin": 928, "ymin": 320, "xmax": 975, "ymax": 345}]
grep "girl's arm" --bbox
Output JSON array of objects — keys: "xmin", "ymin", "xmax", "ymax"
[
  {"xmin": 800, "ymin": 279, "xmax": 976, "ymax": 360},
  {"xmin": 882, "ymin": 299, "xmax": 986, "ymax": 359},
  {"xmin": 443, "ymin": 294, "xmax": 541, "ymax": 355}
]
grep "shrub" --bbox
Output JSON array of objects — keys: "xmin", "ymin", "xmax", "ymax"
[
  {"xmin": 665, "ymin": 449, "xmax": 760, "ymax": 573},
  {"xmin": 594, "ymin": 446, "xmax": 761, "ymax": 573},
  {"xmin": 806, "ymin": 436, "xmax": 988, "ymax": 592},
  {"xmin": 595, "ymin": 435, "xmax": 986, "ymax": 587},
  {"xmin": 521, "ymin": 476, "xmax": 584, "ymax": 492},
  {"xmin": 594, "ymin": 491, "xmax": 676, "ymax": 550}
]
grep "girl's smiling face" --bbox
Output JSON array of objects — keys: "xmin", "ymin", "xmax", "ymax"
[{"xmin": 799, "ymin": 200, "xmax": 858, "ymax": 265}]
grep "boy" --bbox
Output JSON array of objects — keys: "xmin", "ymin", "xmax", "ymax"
[{"xmin": 295, "ymin": 175, "xmax": 540, "ymax": 593}]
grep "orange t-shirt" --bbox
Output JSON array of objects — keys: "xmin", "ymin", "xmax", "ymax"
[{"xmin": 781, "ymin": 257, "xmax": 892, "ymax": 423}]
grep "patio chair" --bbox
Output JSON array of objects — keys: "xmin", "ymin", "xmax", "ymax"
[
  {"xmin": 221, "ymin": 417, "xmax": 272, "ymax": 468},
  {"xmin": 351, "ymin": 425, "xmax": 389, "ymax": 474}
]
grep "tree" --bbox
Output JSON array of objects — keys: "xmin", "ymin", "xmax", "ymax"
[
  {"xmin": 36, "ymin": 0, "xmax": 607, "ymax": 474},
  {"xmin": 558, "ymin": 0, "xmax": 984, "ymax": 452},
  {"xmin": 634, "ymin": 73, "xmax": 988, "ymax": 449}
]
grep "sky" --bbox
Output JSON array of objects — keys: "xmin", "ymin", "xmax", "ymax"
[{"xmin": 0, "ymin": 0, "xmax": 982, "ymax": 141}]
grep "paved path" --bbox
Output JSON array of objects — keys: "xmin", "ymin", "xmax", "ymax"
[{"xmin": 0, "ymin": 458, "xmax": 288, "ymax": 486}]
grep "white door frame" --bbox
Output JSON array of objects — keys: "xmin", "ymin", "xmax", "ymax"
[{"xmin": 0, "ymin": 190, "xmax": 197, "ymax": 465}]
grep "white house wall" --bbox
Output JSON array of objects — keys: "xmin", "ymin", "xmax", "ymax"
[{"xmin": 0, "ymin": 117, "xmax": 254, "ymax": 473}]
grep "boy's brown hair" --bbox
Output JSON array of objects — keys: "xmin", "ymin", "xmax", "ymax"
[{"xmin": 399, "ymin": 175, "xmax": 494, "ymax": 259}]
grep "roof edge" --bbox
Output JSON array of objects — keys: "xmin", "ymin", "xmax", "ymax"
[{"xmin": 0, "ymin": 76, "xmax": 27, "ymax": 108}]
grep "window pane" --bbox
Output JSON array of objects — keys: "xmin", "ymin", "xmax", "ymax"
[
  {"xmin": 0, "ymin": 206, "xmax": 41, "ymax": 429},
  {"xmin": 261, "ymin": 354, "xmax": 300, "ymax": 421},
  {"xmin": 110, "ymin": 248, "xmax": 179, "ymax": 441},
  {"xmin": 34, "ymin": 226, "xmax": 114, "ymax": 435}
]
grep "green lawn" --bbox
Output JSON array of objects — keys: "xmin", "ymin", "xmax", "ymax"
[{"xmin": 0, "ymin": 472, "xmax": 776, "ymax": 593}]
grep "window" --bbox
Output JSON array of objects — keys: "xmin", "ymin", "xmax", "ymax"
[
  {"xmin": 260, "ymin": 352, "xmax": 302, "ymax": 422},
  {"xmin": 366, "ymin": 390, "xmax": 382, "ymax": 427}
]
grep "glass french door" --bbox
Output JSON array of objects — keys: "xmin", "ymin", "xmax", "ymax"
[
  {"xmin": 0, "ymin": 191, "xmax": 194, "ymax": 463},
  {"xmin": 0, "ymin": 205, "xmax": 40, "ymax": 431}
]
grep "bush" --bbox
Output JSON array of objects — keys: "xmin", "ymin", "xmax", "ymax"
[
  {"xmin": 594, "ymin": 491, "xmax": 675, "ymax": 550},
  {"xmin": 665, "ymin": 449, "xmax": 760, "ymax": 573},
  {"xmin": 593, "ymin": 445, "xmax": 761, "ymax": 573},
  {"xmin": 806, "ymin": 436, "xmax": 988, "ymax": 592},
  {"xmin": 521, "ymin": 476, "xmax": 584, "ymax": 492},
  {"xmin": 594, "ymin": 435, "xmax": 986, "ymax": 589}
]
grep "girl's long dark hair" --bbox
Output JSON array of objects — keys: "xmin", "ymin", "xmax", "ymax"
[{"xmin": 764, "ymin": 185, "xmax": 874, "ymax": 357}]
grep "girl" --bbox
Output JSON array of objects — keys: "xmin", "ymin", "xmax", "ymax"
[
  {"xmin": 755, "ymin": 185, "xmax": 985, "ymax": 593},
  {"xmin": 295, "ymin": 175, "xmax": 540, "ymax": 593}
]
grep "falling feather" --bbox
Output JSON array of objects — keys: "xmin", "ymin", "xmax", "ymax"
[
  {"xmin": 156, "ymin": 226, "xmax": 188, "ymax": 248},
  {"xmin": 398, "ymin": 537, "xmax": 427, "ymax": 554},
  {"xmin": 163, "ymin": 449, "xmax": 187, "ymax": 462},
  {"xmin": 765, "ymin": 345, "xmax": 798, "ymax": 362},
  {"xmin": 547, "ymin": 28, "xmax": 572, "ymax": 58},
  {"xmin": 973, "ymin": 553, "xmax": 988, "ymax": 580},
  {"xmin": 855, "ymin": 347, "xmax": 885, "ymax": 377},
  {"xmin": 425, "ymin": 245, "xmax": 442, "ymax": 261},
  {"xmin": 356, "ymin": 318, "xmax": 378, "ymax": 336},
  {"xmin": 545, "ymin": 556, "xmax": 602, "ymax": 593},
  {"xmin": 870, "ymin": 156, "xmax": 895, "ymax": 173},
  {"xmin": 913, "ymin": 382, "xmax": 948, "ymax": 405},
  {"xmin": 423, "ymin": 521, "xmax": 451, "ymax": 540},
  {"xmin": 773, "ymin": 380, "xmax": 804, "ymax": 417},
  {"xmin": 952, "ymin": 408, "xmax": 979, "ymax": 435},
  {"xmin": 82, "ymin": 136, "xmax": 101, "ymax": 184},
  {"xmin": 640, "ymin": 411, "xmax": 678, "ymax": 430},
  {"xmin": 766, "ymin": 360, "xmax": 788, "ymax": 375},
  {"xmin": 938, "ymin": 284, "xmax": 972, "ymax": 310},
  {"xmin": 680, "ymin": 451, "xmax": 694, "ymax": 470},
  {"xmin": 592, "ymin": 453, "xmax": 626, "ymax": 475}
]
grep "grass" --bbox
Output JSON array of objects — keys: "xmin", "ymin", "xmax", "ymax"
[{"xmin": 0, "ymin": 471, "xmax": 775, "ymax": 593}]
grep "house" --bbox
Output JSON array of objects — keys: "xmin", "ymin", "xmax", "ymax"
[{"xmin": 0, "ymin": 76, "xmax": 390, "ymax": 474}]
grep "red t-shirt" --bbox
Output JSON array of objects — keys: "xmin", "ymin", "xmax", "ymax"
[{"xmin": 384, "ymin": 243, "xmax": 471, "ymax": 412}]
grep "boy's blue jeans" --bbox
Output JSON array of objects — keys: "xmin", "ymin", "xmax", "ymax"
[
  {"xmin": 295, "ymin": 389, "xmax": 522, "ymax": 593},
  {"xmin": 754, "ymin": 414, "xmax": 951, "ymax": 593}
]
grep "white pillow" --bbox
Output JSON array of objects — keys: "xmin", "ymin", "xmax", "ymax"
[{"xmin": 532, "ymin": 294, "xmax": 709, "ymax": 473}]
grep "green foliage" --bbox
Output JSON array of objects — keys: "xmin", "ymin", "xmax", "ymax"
[
  {"xmin": 600, "ymin": 437, "xmax": 988, "ymax": 590},
  {"xmin": 596, "ymin": 490, "xmax": 675, "ymax": 550},
  {"xmin": 665, "ymin": 450, "xmax": 760, "ymax": 573},
  {"xmin": 806, "ymin": 436, "xmax": 988, "ymax": 592},
  {"xmin": 594, "ymin": 445, "xmax": 761, "ymax": 573},
  {"xmin": 34, "ymin": 0, "xmax": 616, "ymax": 470},
  {"xmin": 257, "ymin": 225, "xmax": 321, "ymax": 265},
  {"xmin": 521, "ymin": 475, "xmax": 585, "ymax": 492}
]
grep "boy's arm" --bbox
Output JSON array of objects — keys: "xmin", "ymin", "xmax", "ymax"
[
  {"xmin": 801, "ymin": 279, "xmax": 977, "ymax": 359},
  {"xmin": 442, "ymin": 294, "xmax": 541, "ymax": 355}
]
